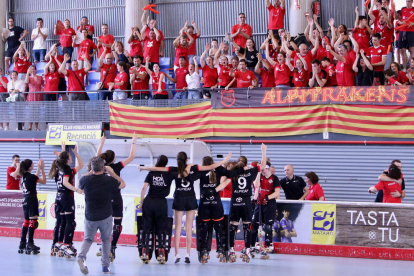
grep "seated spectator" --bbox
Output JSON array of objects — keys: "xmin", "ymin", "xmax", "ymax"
[
  {"xmin": 389, "ymin": 62, "xmax": 409, "ymax": 84},
  {"xmin": 108, "ymin": 61, "xmax": 128, "ymax": 101},
  {"xmin": 226, "ymin": 59, "xmax": 258, "ymax": 89},
  {"xmin": 25, "ymin": 65, "xmax": 44, "ymax": 131},
  {"xmin": 7, "ymin": 70, "xmax": 25, "ymax": 102},
  {"xmin": 353, "ymin": 50, "xmax": 374, "ymax": 86},
  {"xmin": 13, "ymin": 44, "xmax": 30, "ymax": 80},
  {"xmin": 3, "ymin": 17, "xmax": 28, "ymax": 75},
  {"xmin": 200, "ymin": 43, "xmax": 218, "ymax": 99},
  {"xmin": 141, "ymin": 26, "xmax": 161, "ymax": 70},
  {"xmin": 54, "ymin": 19, "xmax": 76, "ymax": 69},
  {"xmin": 214, "ymin": 42, "xmax": 233, "ymax": 88},
  {"xmin": 308, "ymin": 59, "xmax": 327, "ymax": 88},
  {"xmin": 30, "ymin": 18, "xmax": 48, "ymax": 66},
  {"xmin": 321, "ymin": 57, "xmax": 337, "ymax": 86},
  {"xmin": 305, "ymin": 171, "xmax": 325, "ymax": 201},
  {"xmin": 265, "ymin": 43, "xmax": 290, "ymax": 87},
  {"xmin": 43, "ymin": 59, "xmax": 60, "ymax": 101},
  {"xmin": 185, "ymin": 57, "xmax": 201, "ymax": 99},
  {"xmin": 130, "ymin": 55, "xmax": 149, "ymax": 100},
  {"xmin": 286, "ymin": 50, "xmax": 308, "ymax": 87},
  {"xmin": 165, "ymin": 56, "xmax": 188, "ymax": 99},
  {"xmin": 254, "ymin": 53, "xmax": 274, "ymax": 88},
  {"xmin": 173, "ymin": 32, "xmax": 193, "ymax": 70},
  {"xmin": 97, "ymin": 47, "xmax": 117, "ymax": 100},
  {"xmin": 180, "ymin": 21, "xmax": 201, "ymax": 64},
  {"xmin": 97, "ymin": 24, "xmax": 114, "ymax": 59},
  {"xmin": 369, "ymin": 164, "xmax": 402, "ymax": 203},
  {"xmin": 384, "ymin": 69, "xmax": 403, "ymax": 86},
  {"xmin": 59, "ymin": 53, "xmax": 91, "ymax": 101},
  {"xmin": 145, "ymin": 56, "xmax": 167, "ymax": 99},
  {"xmin": 128, "ymin": 26, "xmax": 143, "ymax": 58}
]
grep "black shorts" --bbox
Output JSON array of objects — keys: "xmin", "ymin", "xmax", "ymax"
[
  {"xmin": 252, "ymin": 200, "xmax": 276, "ymax": 225},
  {"xmin": 58, "ymin": 78, "xmax": 67, "ymax": 93},
  {"xmin": 398, "ymin": 31, "xmax": 414, "ymax": 49},
  {"xmin": 142, "ymin": 195, "xmax": 168, "ymax": 232},
  {"xmin": 23, "ymin": 196, "xmax": 39, "ymax": 219},
  {"xmin": 5, "ymin": 45, "xmax": 19, "ymax": 58},
  {"xmin": 198, "ymin": 194, "xmax": 224, "ymax": 221},
  {"xmin": 229, "ymin": 196, "xmax": 252, "ymax": 223},
  {"xmin": 172, "ymin": 195, "xmax": 198, "ymax": 211},
  {"xmin": 112, "ymin": 193, "xmax": 124, "ymax": 217},
  {"xmin": 395, "ymin": 40, "xmax": 400, "ymax": 49},
  {"xmin": 56, "ymin": 193, "xmax": 75, "ymax": 213}
]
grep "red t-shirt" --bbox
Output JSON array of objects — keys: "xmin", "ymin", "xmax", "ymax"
[
  {"xmin": 292, "ymin": 51, "xmax": 314, "ymax": 72},
  {"xmin": 336, "ymin": 55, "xmax": 355, "ymax": 86},
  {"xmin": 202, "ymin": 66, "xmax": 218, "ymax": 87},
  {"xmin": 258, "ymin": 175, "xmax": 280, "ymax": 204},
  {"xmin": 309, "ymin": 69, "xmax": 328, "ymax": 87},
  {"xmin": 15, "ymin": 56, "xmax": 30, "ymax": 73},
  {"xmin": 0, "ymin": 76, "xmax": 8, "ymax": 92},
  {"xmin": 67, "ymin": 68, "xmax": 86, "ymax": 93},
  {"xmin": 50, "ymin": 55, "xmax": 65, "ymax": 78},
  {"xmin": 7, "ymin": 166, "xmax": 20, "ymax": 190},
  {"xmin": 268, "ymin": 5, "xmax": 285, "ymax": 30},
  {"xmin": 292, "ymin": 69, "xmax": 308, "ymax": 87},
  {"xmin": 97, "ymin": 34, "xmax": 115, "ymax": 59},
  {"xmin": 145, "ymin": 28, "xmax": 164, "ymax": 41},
  {"xmin": 222, "ymin": 179, "xmax": 233, "ymax": 198},
  {"xmin": 77, "ymin": 24, "xmax": 95, "ymax": 34},
  {"xmin": 396, "ymin": 71, "xmax": 409, "ymax": 84},
  {"xmin": 143, "ymin": 38, "xmax": 161, "ymax": 63},
  {"xmin": 400, "ymin": 7, "xmax": 414, "ymax": 32},
  {"xmin": 323, "ymin": 64, "xmax": 338, "ymax": 86},
  {"xmin": 316, "ymin": 47, "xmax": 334, "ymax": 62},
  {"xmin": 184, "ymin": 33, "xmax": 199, "ymax": 55},
  {"xmin": 231, "ymin": 24, "xmax": 252, "ymax": 51},
  {"xmin": 129, "ymin": 38, "xmax": 143, "ymax": 57},
  {"xmin": 100, "ymin": 63, "xmax": 117, "ymax": 89},
  {"xmin": 114, "ymin": 72, "xmax": 128, "ymax": 90},
  {"xmin": 375, "ymin": 24, "xmax": 394, "ymax": 49},
  {"xmin": 44, "ymin": 71, "xmax": 60, "ymax": 93},
  {"xmin": 60, "ymin": 28, "xmax": 76, "ymax": 47},
  {"xmin": 174, "ymin": 44, "xmax": 189, "ymax": 67},
  {"xmin": 130, "ymin": 65, "xmax": 149, "ymax": 94},
  {"xmin": 218, "ymin": 64, "xmax": 232, "ymax": 86},
  {"xmin": 151, "ymin": 72, "xmax": 167, "ymax": 95},
  {"xmin": 77, "ymin": 39, "xmax": 97, "ymax": 61},
  {"xmin": 306, "ymin": 183, "xmax": 325, "ymax": 201},
  {"xmin": 374, "ymin": 180, "xmax": 402, "ymax": 203},
  {"xmin": 274, "ymin": 62, "xmax": 290, "ymax": 86},
  {"xmin": 234, "ymin": 70, "xmax": 256, "ymax": 88},
  {"xmin": 259, "ymin": 67, "xmax": 275, "ymax": 88},
  {"xmin": 175, "ymin": 67, "xmax": 189, "ymax": 90},
  {"xmin": 353, "ymin": 27, "xmax": 370, "ymax": 53},
  {"xmin": 387, "ymin": 77, "xmax": 398, "ymax": 85},
  {"xmin": 368, "ymin": 45, "xmax": 387, "ymax": 72},
  {"xmin": 268, "ymin": 44, "xmax": 280, "ymax": 61}
]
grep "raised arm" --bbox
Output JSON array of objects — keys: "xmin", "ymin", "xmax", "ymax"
[
  {"xmin": 265, "ymin": 43, "xmax": 276, "ymax": 67},
  {"xmin": 153, "ymin": 27, "xmax": 161, "ymax": 42},
  {"xmin": 255, "ymin": 53, "xmax": 263, "ymax": 74},
  {"xmin": 145, "ymin": 56, "xmax": 153, "ymax": 75},
  {"xmin": 285, "ymin": 53, "xmax": 294, "ymax": 71},
  {"xmin": 354, "ymin": 6, "xmax": 360, "ymax": 29},
  {"xmin": 36, "ymin": 159, "xmax": 47, "ymax": 184},
  {"xmin": 45, "ymin": 43, "xmax": 58, "ymax": 62},
  {"xmin": 121, "ymin": 133, "xmax": 138, "ymax": 166},
  {"xmin": 97, "ymin": 47, "xmax": 107, "ymax": 70},
  {"xmin": 141, "ymin": 10, "xmax": 148, "ymax": 28},
  {"xmin": 311, "ymin": 34, "xmax": 319, "ymax": 57},
  {"xmin": 349, "ymin": 32, "xmax": 359, "ymax": 54},
  {"xmin": 352, "ymin": 52, "xmax": 360, "ymax": 73},
  {"xmin": 192, "ymin": 21, "xmax": 201, "ymax": 37},
  {"xmin": 214, "ymin": 42, "xmax": 224, "ymax": 65},
  {"xmin": 360, "ymin": 49, "xmax": 373, "ymax": 70},
  {"xmin": 173, "ymin": 35, "xmax": 181, "ymax": 48},
  {"xmin": 326, "ymin": 44, "xmax": 345, "ymax": 63},
  {"xmin": 82, "ymin": 53, "xmax": 92, "ymax": 72},
  {"xmin": 329, "ymin": 18, "xmax": 336, "ymax": 46},
  {"xmin": 72, "ymin": 145, "xmax": 84, "ymax": 173},
  {"xmin": 59, "ymin": 54, "xmax": 70, "ymax": 75},
  {"xmin": 313, "ymin": 14, "xmax": 324, "ymax": 39},
  {"xmin": 96, "ymin": 133, "xmax": 106, "ymax": 156},
  {"xmin": 193, "ymin": 56, "xmax": 199, "ymax": 72},
  {"xmin": 198, "ymin": 152, "xmax": 232, "ymax": 171},
  {"xmin": 259, "ymin": 143, "xmax": 267, "ymax": 171},
  {"xmin": 200, "ymin": 43, "xmax": 210, "ymax": 68},
  {"xmin": 141, "ymin": 24, "xmax": 147, "ymax": 40}
]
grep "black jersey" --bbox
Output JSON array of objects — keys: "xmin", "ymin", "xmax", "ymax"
[
  {"xmin": 145, "ymin": 171, "xmax": 174, "ymax": 198},
  {"xmin": 55, "ymin": 165, "xmax": 77, "ymax": 196},
  {"xmin": 169, "ymin": 165, "xmax": 199, "ymax": 197},
  {"xmin": 109, "ymin": 162, "xmax": 124, "ymax": 198},
  {"xmin": 21, "ymin": 172, "xmax": 39, "ymax": 198},
  {"xmin": 195, "ymin": 166, "xmax": 245, "ymax": 195},
  {"xmin": 231, "ymin": 166, "xmax": 260, "ymax": 198}
]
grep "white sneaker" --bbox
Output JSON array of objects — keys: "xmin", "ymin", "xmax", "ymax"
[
  {"xmin": 175, "ymin": 254, "xmax": 180, "ymax": 263},
  {"xmin": 4, "ymin": 126, "xmax": 8, "ymax": 131}
]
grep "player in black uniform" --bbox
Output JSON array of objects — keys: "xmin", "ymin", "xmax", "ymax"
[
  {"xmin": 49, "ymin": 145, "xmax": 84, "ymax": 258},
  {"xmin": 96, "ymin": 133, "xmax": 137, "ymax": 261},
  {"xmin": 216, "ymin": 144, "xmax": 267, "ymax": 263},
  {"xmin": 138, "ymin": 155, "xmax": 173, "ymax": 264},
  {"xmin": 139, "ymin": 151, "xmax": 232, "ymax": 264},
  {"xmin": 15, "ymin": 159, "xmax": 47, "ymax": 254}
]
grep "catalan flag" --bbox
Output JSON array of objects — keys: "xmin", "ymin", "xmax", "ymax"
[{"xmin": 109, "ymin": 101, "xmax": 414, "ymax": 139}]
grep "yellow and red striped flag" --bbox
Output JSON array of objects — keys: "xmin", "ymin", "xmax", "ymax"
[{"xmin": 109, "ymin": 101, "xmax": 414, "ymax": 139}]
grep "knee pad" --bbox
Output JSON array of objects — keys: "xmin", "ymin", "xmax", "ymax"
[
  {"xmin": 229, "ymin": 224, "xmax": 238, "ymax": 232},
  {"xmin": 113, "ymin": 224, "xmax": 123, "ymax": 234},
  {"xmin": 143, "ymin": 230, "xmax": 154, "ymax": 250},
  {"xmin": 29, "ymin": 219, "xmax": 39, "ymax": 229},
  {"xmin": 243, "ymin": 223, "xmax": 252, "ymax": 233},
  {"xmin": 23, "ymin": 219, "xmax": 30, "ymax": 228}
]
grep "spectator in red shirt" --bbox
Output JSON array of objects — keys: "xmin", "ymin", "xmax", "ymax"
[
  {"xmin": 353, "ymin": 7, "xmax": 372, "ymax": 55},
  {"xmin": 226, "ymin": 59, "xmax": 258, "ymax": 89},
  {"xmin": 266, "ymin": 43, "xmax": 290, "ymax": 87},
  {"xmin": 214, "ymin": 43, "xmax": 233, "ymax": 88},
  {"xmin": 43, "ymin": 59, "xmax": 60, "ymax": 101},
  {"xmin": 407, "ymin": 58, "xmax": 414, "ymax": 84},
  {"xmin": 0, "ymin": 67, "xmax": 9, "ymax": 130},
  {"xmin": 128, "ymin": 26, "xmax": 143, "ymax": 58},
  {"xmin": 141, "ymin": 10, "xmax": 165, "ymax": 58},
  {"xmin": 389, "ymin": 62, "xmax": 409, "ymax": 84},
  {"xmin": 286, "ymin": 50, "xmax": 308, "ymax": 87},
  {"xmin": 369, "ymin": 164, "xmax": 402, "ymax": 203},
  {"xmin": 266, "ymin": 0, "xmax": 285, "ymax": 31},
  {"xmin": 173, "ymin": 32, "xmax": 194, "ymax": 70},
  {"xmin": 97, "ymin": 24, "xmax": 114, "ymax": 59},
  {"xmin": 108, "ymin": 61, "xmax": 128, "ymax": 100},
  {"xmin": 6, "ymin": 155, "xmax": 20, "ymax": 190},
  {"xmin": 368, "ymin": 33, "xmax": 387, "ymax": 85},
  {"xmin": 13, "ymin": 44, "xmax": 30, "ymax": 80},
  {"xmin": 397, "ymin": 0, "xmax": 414, "ymax": 71},
  {"xmin": 130, "ymin": 55, "xmax": 149, "ymax": 100},
  {"xmin": 327, "ymin": 44, "xmax": 356, "ymax": 86},
  {"xmin": 321, "ymin": 57, "xmax": 337, "ymax": 86},
  {"xmin": 75, "ymin": 29, "xmax": 97, "ymax": 69},
  {"xmin": 77, "ymin": 16, "xmax": 94, "ymax": 40},
  {"xmin": 97, "ymin": 47, "xmax": 117, "ymax": 100},
  {"xmin": 230, "ymin": 13, "xmax": 252, "ymax": 52},
  {"xmin": 164, "ymin": 56, "xmax": 189, "ymax": 99},
  {"xmin": 141, "ymin": 26, "xmax": 161, "ymax": 71},
  {"xmin": 59, "ymin": 53, "xmax": 91, "ymax": 101},
  {"xmin": 305, "ymin": 172, "xmax": 325, "ymax": 201},
  {"xmin": 255, "ymin": 53, "xmax": 275, "ymax": 88},
  {"xmin": 145, "ymin": 56, "xmax": 167, "ymax": 99},
  {"xmin": 54, "ymin": 19, "xmax": 76, "ymax": 70},
  {"xmin": 231, "ymin": 56, "xmax": 240, "ymax": 72},
  {"xmin": 308, "ymin": 59, "xmax": 327, "ymax": 88},
  {"xmin": 200, "ymin": 43, "xmax": 219, "ymax": 99},
  {"xmin": 384, "ymin": 69, "xmax": 403, "ymax": 86},
  {"xmin": 180, "ymin": 21, "xmax": 201, "ymax": 64}
]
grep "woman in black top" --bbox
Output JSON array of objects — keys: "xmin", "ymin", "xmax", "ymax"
[
  {"xmin": 14, "ymin": 158, "xmax": 46, "ymax": 254},
  {"xmin": 353, "ymin": 50, "xmax": 373, "ymax": 86},
  {"xmin": 139, "ymin": 151, "xmax": 232, "ymax": 264},
  {"xmin": 96, "ymin": 133, "xmax": 137, "ymax": 260},
  {"xmin": 232, "ymin": 38, "xmax": 259, "ymax": 71}
]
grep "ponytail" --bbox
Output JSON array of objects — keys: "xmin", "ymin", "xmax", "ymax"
[
  {"xmin": 176, "ymin": 151, "xmax": 188, "ymax": 180},
  {"xmin": 202, "ymin": 156, "xmax": 216, "ymax": 184},
  {"xmin": 49, "ymin": 151, "xmax": 70, "ymax": 179},
  {"xmin": 19, "ymin": 159, "xmax": 33, "ymax": 176},
  {"xmin": 99, "ymin": 150, "xmax": 115, "ymax": 165}
]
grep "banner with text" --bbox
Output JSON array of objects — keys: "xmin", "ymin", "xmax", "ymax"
[
  {"xmin": 46, "ymin": 123, "xmax": 102, "ymax": 145},
  {"xmin": 211, "ymin": 86, "xmax": 413, "ymax": 109}
]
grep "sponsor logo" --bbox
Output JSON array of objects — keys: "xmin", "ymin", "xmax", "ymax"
[
  {"xmin": 311, "ymin": 204, "xmax": 336, "ymax": 245},
  {"xmin": 48, "ymin": 125, "xmax": 63, "ymax": 139},
  {"xmin": 236, "ymin": 197, "xmax": 242, "ymax": 203},
  {"xmin": 220, "ymin": 89, "xmax": 236, "ymax": 107}
]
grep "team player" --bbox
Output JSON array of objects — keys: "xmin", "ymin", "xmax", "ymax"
[
  {"xmin": 216, "ymin": 144, "xmax": 267, "ymax": 263},
  {"xmin": 251, "ymin": 163, "xmax": 280, "ymax": 260},
  {"xmin": 280, "ymin": 207, "xmax": 297, "ymax": 243},
  {"xmin": 49, "ymin": 145, "xmax": 84, "ymax": 258},
  {"xmin": 14, "ymin": 158, "xmax": 46, "ymax": 254},
  {"xmin": 95, "ymin": 133, "xmax": 137, "ymax": 261},
  {"xmin": 376, "ymin": 160, "xmax": 405, "ymax": 202},
  {"xmin": 369, "ymin": 164, "xmax": 402, "ymax": 203}
]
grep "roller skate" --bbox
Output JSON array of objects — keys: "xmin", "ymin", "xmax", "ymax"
[
  {"xmin": 18, "ymin": 241, "xmax": 26, "ymax": 254},
  {"xmin": 141, "ymin": 248, "xmax": 150, "ymax": 264},
  {"xmin": 110, "ymin": 246, "xmax": 116, "ymax": 262},
  {"xmin": 217, "ymin": 248, "xmax": 228, "ymax": 263},
  {"xmin": 157, "ymin": 248, "xmax": 166, "ymax": 264},
  {"xmin": 50, "ymin": 242, "xmax": 62, "ymax": 256},
  {"xmin": 260, "ymin": 249, "xmax": 270, "ymax": 260},
  {"xmin": 198, "ymin": 249, "xmax": 209, "ymax": 264},
  {"xmin": 254, "ymin": 242, "xmax": 261, "ymax": 254},
  {"xmin": 60, "ymin": 244, "xmax": 76, "ymax": 259},
  {"xmin": 25, "ymin": 242, "xmax": 40, "ymax": 255},
  {"xmin": 241, "ymin": 248, "xmax": 251, "ymax": 263},
  {"xmin": 69, "ymin": 244, "xmax": 77, "ymax": 256},
  {"xmin": 268, "ymin": 244, "xmax": 275, "ymax": 253},
  {"xmin": 228, "ymin": 248, "xmax": 237, "ymax": 263},
  {"xmin": 96, "ymin": 247, "xmax": 102, "ymax": 257},
  {"xmin": 249, "ymin": 247, "xmax": 256, "ymax": 258}
]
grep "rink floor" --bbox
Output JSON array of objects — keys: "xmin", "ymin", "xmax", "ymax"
[{"xmin": 2, "ymin": 237, "xmax": 414, "ymax": 276}]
